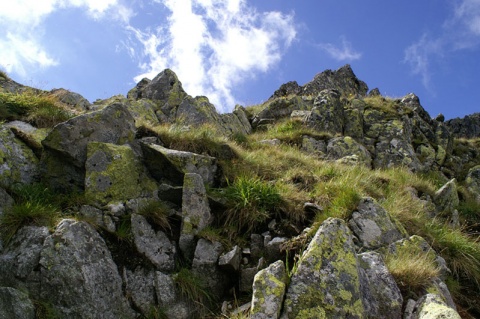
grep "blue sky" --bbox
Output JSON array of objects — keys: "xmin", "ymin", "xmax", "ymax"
[{"xmin": 1, "ymin": 1, "xmax": 479, "ymax": 119}]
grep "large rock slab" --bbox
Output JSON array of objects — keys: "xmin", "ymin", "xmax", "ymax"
[
  {"xmin": 179, "ymin": 173, "xmax": 213, "ymax": 258},
  {"xmin": 307, "ymin": 89, "xmax": 344, "ymax": 135},
  {"xmin": 0, "ymin": 287, "xmax": 35, "ymax": 319},
  {"xmin": 283, "ymin": 218, "xmax": 365, "ymax": 319},
  {"xmin": 250, "ymin": 260, "xmax": 287, "ymax": 319},
  {"xmin": 123, "ymin": 267, "xmax": 156, "ymax": 316},
  {"xmin": 357, "ymin": 252, "xmax": 403, "ymax": 319},
  {"xmin": 0, "ymin": 226, "xmax": 50, "ymax": 295},
  {"xmin": 42, "ymin": 103, "xmax": 136, "ymax": 167},
  {"xmin": 154, "ymin": 271, "xmax": 192, "ymax": 319},
  {"xmin": 348, "ymin": 197, "xmax": 406, "ymax": 250},
  {"xmin": 85, "ymin": 142, "xmax": 158, "ymax": 204},
  {"xmin": 141, "ymin": 142, "xmax": 217, "ymax": 186},
  {"xmin": 39, "ymin": 219, "xmax": 135, "ymax": 319},
  {"xmin": 192, "ymin": 239, "xmax": 225, "ymax": 299},
  {"xmin": 131, "ymin": 214, "xmax": 176, "ymax": 272},
  {"xmin": 0, "ymin": 127, "xmax": 39, "ymax": 187},
  {"xmin": 466, "ymin": 165, "xmax": 480, "ymax": 203}
]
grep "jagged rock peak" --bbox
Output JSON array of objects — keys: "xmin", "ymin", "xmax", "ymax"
[
  {"xmin": 445, "ymin": 112, "xmax": 480, "ymax": 138},
  {"xmin": 271, "ymin": 64, "xmax": 369, "ymax": 100}
]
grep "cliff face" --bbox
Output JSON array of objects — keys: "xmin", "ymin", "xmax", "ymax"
[{"xmin": 0, "ymin": 66, "xmax": 479, "ymax": 318}]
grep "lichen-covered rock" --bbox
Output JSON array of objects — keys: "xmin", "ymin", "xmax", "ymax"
[
  {"xmin": 412, "ymin": 294, "xmax": 461, "ymax": 319},
  {"xmin": 85, "ymin": 142, "xmax": 158, "ymax": 204},
  {"xmin": 465, "ymin": 165, "xmax": 480, "ymax": 203},
  {"xmin": 39, "ymin": 219, "xmax": 135, "ymax": 319},
  {"xmin": 126, "ymin": 99, "xmax": 160, "ymax": 126},
  {"xmin": 251, "ymin": 260, "xmax": 287, "ymax": 319},
  {"xmin": 179, "ymin": 173, "xmax": 213, "ymax": 258},
  {"xmin": 348, "ymin": 197, "xmax": 406, "ymax": 250},
  {"xmin": 42, "ymin": 103, "xmax": 136, "ymax": 168},
  {"xmin": 41, "ymin": 103, "xmax": 136, "ymax": 190},
  {"xmin": 50, "ymin": 88, "xmax": 91, "ymax": 111},
  {"xmin": 264, "ymin": 237, "xmax": 288, "ymax": 262},
  {"xmin": 0, "ymin": 287, "xmax": 35, "ymax": 319},
  {"xmin": 373, "ymin": 137, "xmax": 421, "ymax": 172},
  {"xmin": 327, "ymin": 136, "xmax": 372, "ymax": 166},
  {"xmin": 123, "ymin": 267, "xmax": 156, "ymax": 316},
  {"xmin": 307, "ymin": 89, "xmax": 344, "ymax": 134},
  {"xmin": 4, "ymin": 120, "xmax": 49, "ymax": 155},
  {"xmin": 445, "ymin": 112, "xmax": 480, "ymax": 139},
  {"xmin": 343, "ymin": 99, "xmax": 365, "ymax": 139},
  {"xmin": 78, "ymin": 205, "xmax": 115, "ymax": 232},
  {"xmin": 131, "ymin": 214, "xmax": 176, "ymax": 272},
  {"xmin": 252, "ymin": 95, "xmax": 313, "ymax": 128},
  {"xmin": 433, "ymin": 179, "xmax": 459, "ymax": 214},
  {"xmin": 192, "ymin": 239, "xmax": 226, "ymax": 299},
  {"xmin": 301, "ymin": 136, "xmax": 327, "ymax": 157},
  {"xmin": 141, "ymin": 142, "xmax": 217, "ymax": 186},
  {"xmin": 283, "ymin": 218, "xmax": 364, "ymax": 319},
  {"xmin": 357, "ymin": 252, "xmax": 403, "ymax": 319},
  {"xmin": 0, "ymin": 127, "xmax": 39, "ymax": 187},
  {"xmin": 0, "ymin": 226, "xmax": 49, "ymax": 295},
  {"xmin": 220, "ymin": 105, "xmax": 252, "ymax": 135}
]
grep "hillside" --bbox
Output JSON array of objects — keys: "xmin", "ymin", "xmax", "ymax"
[{"xmin": 0, "ymin": 65, "xmax": 480, "ymax": 318}]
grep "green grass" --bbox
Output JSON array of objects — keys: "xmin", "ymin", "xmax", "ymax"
[
  {"xmin": 0, "ymin": 91, "xmax": 73, "ymax": 127},
  {"xmin": 0, "ymin": 69, "xmax": 9, "ymax": 80},
  {"xmin": 174, "ymin": 268, "xmax": 214, "ymax": 315},
  {"xmin": 138, "ymin": 200, "xmax": 171, "ymax": 231},
  {"xmin": 385, "ymin": 241, "xmax": 440, "ymax": 296},
  {"xmin": 222, "ymin": 175, "xmax": 282, "ymax": 235}
]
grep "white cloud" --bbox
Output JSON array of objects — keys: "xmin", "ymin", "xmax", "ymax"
[
  {"xmin": 405, "ymin": 0, "xmax": 480, "ymax": 90},
  {"xmin": 318, "ymin": 37, "xmax": 362, "ymax": 62},
  {"xmin": 0, "ymin": 0, "xmax": 132, "ymax": 78},
  {"xmin": 404, "ymin": 34, "xmax": 442, "ymax": 93},
  {"xmin": 130, "ymin": 0, "xmax": 296, "ymax": 112}
]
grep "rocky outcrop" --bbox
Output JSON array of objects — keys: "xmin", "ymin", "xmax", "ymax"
[
  {"xmin": 39, "ymin": 219, "xmax": 135, "ymax": 319},
  {"xmin": 0, "ymin": 287, "xmax": 35, "ymax": 319},
  {"xmin": 283, "ymin": 218, "xmax": 365, "ymax": 319},
  {"xmin": 445, "ymin": 112, "xmax": 480, "ymax": 138}
]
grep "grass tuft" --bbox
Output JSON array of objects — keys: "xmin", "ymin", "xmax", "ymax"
[{"xmin": 138, "ymin": 200, "xmax": 171, "ymax": 231}]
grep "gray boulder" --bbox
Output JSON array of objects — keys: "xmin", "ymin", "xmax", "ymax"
[
  {"xmin": 50, "ymin": 88, "xmax": 91, "ymax": 111},
  {"xmin": 466, "ymin": 165, "xmax": 480, "ymax": 203},
  {"xmin": 39, "ymin": 219, "xmax": 135, "ymax": 319},
  {"xmin": 0, "ymin": 226, "xmax": 49, "ymax": 295},
  {"xmin": 445, "ymin": 112, "xmax": 480, "ymax": 139},
  {"xmin": 179, "ymin": 173, "xmax": 213, "ymax": 258},
  {"xmin": 131, "ymin": 214, "xmax": 176, "ymax": 272},
  {"xmin": 283, "ymin": 218, "xmax": 365, "ymax": 318},
  {"xmin": 357, "ymin": 252, "xmax": 402, "ymax": 319},
  {"xmin": 348, "ymin": 197, "xmax": 406, "ymax": 250},
  {"xmin": 433, "ymin": 179, "xmax": 459, "ymax": 214},
  {"xmin": 327, "ymin": 136, "xmax": 372, "ymax": 166},
  {"xmin": 123, "ymin": 267, "xmax": 156, "ymax": 316},
  {"xmin": 84, "ymin": 142, "xmax": 158, "ymax": 205},
  {"xmin": 41, "ymin": 103, "xmax": 136, "ymax": 190},
  {"xmin": 0, "ymin": 127, "xmax": 39, "ymax": 187},
  {"xmin": 307, "ymin": 89, "xmax": 344, "ymax": 134},
  {"xmin": 219, "ymin": 245, "xmax": 242, "ymax": 273},
  {"xmin": 141, "ymin": 142, "xmax": 217, "ymax": 186},
  {"xmin": 250, "ymin": 260, "xmax": 287, "ymax": 319},
  {"xmin": 154, "ymin": 272, "xmax": 192, "ymax": 319},
  {"xmin": 0, "ymin": 287, "xmax": 35, "ymax": 319},
  {"xmin": 192, "ymin": 239, "xmax": 225, "ymax": 299},
  {"xmin": 410, "ymin": 294, "xmax": 461, "ymax": 319}
]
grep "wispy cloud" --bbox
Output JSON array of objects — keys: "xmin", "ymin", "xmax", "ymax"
[
  {"xmin": 318, "ymin": 37, "xmax": 362, "ymax": 62},
  {"xmin": 0, "ymin": 0, "xmax": 132, "ymax": 77},
  {"xmin": 128, "ymin": 0, "xmax": 296, "ymax": 112},
  {"xmin": 404, "ymin": 0, "xmax": 480, "ymax": 91}
]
